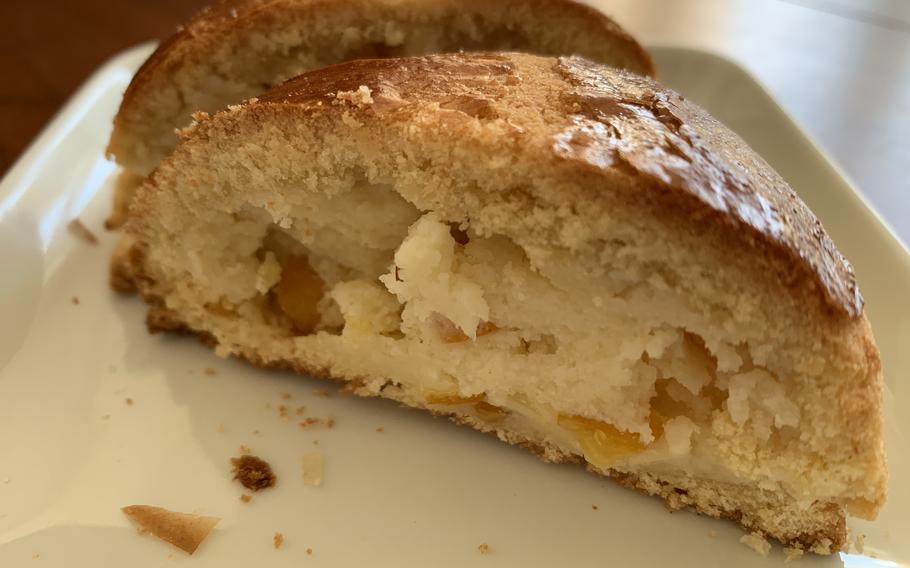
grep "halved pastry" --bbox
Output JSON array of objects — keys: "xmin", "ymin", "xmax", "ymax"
[
  {"xmin": 105, "ymin": 0, "xmax": 652, "ymax": 228},
  {"xmin": 123, "ymin": 52, "xmax": 886, "ymax": 553}
]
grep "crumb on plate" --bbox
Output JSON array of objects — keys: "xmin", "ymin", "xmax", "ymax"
[
  {"xmin": 240, "ymin": 494, "xmax": 252, "ymax": 503},
  {"xmin": 855, "ymin": 533, "xmax": 866, "ymax": 554},
  {"xmin": 739, "ymin": 532, "xmax": 771, "ymax": 557},
  {"xmin": 302, "ymin": 453, "xmax": 323, "ymax": 486},
  {"xmin": 784, "ymin": 547, "xmax": 804, "ymax": 563},
  {"xmin": 478, "ymin": 543, "xmax": 490, "ymax": 554},
  {"xmin": 299, "ymin": 417, "xmax": 335, "ymax": 429},
  {"xmin": 67, "ymin": 219, "xmax": 98, "ymax": 245},
  {"xmin": 121, "ymin": 505, "xmax": 220, "ymax": 554},
  {"xmin": 231, "ymin": 454, "xmax": 276, "ymax": 491},
  {"xmin": 273, "ymin": 532, "xmax": 284, "ymax": 549}
]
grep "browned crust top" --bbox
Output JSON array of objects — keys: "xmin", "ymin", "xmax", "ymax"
[
  {"xmin": 112, "ymin": 0, "xmax": 653, "ymax": 148},
  {"xmin": 251, "ymin": 52, "xmax": 862, "ymax": 317}
]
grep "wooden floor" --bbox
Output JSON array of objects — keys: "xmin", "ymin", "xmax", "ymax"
[{"xmin": 1, "ymin": 0, "xmax": 908, "ymax": 241}]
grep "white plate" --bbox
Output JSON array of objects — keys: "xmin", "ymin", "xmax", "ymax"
[{"xmin": 0, "ymin": 44, "xmax": 907, "ymax": 567}]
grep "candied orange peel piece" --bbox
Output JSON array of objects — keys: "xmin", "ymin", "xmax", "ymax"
[
  {"xmin": 432, "ymin": 313, "xmax": 499, "ymax": 343},
  {"xmin": 559, "ymin": 410, "xmax": 667, "ymax": 467},
  {"xmin": 275, "ymin": 255, "xmax": 324, "ymax": 333},
  {"xmin": 424, "ymin": 391, "xmax": 508, "ymax": 422}
]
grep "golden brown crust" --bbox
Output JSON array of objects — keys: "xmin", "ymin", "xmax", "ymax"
[
  {"xmin": 253, "ymin": 52, "xmax": 861, "ymax": 318},
  {"xmin": 108, "ymin": 0, "xmax": 653, "ymax": 173},
  {"xmin": 608, "ymin": 471, "xmax": 845, "ymax": 553},
  {"xmin": 554, "ymin": 57, "xmax": 862, "ymax": 317}
]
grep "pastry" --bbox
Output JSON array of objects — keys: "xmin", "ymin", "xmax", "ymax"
[{"xmin": 123, "ymin": 52, "xmax": 886, "ymax": 553}]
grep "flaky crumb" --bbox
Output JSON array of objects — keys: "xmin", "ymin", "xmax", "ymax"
[
  {"xmin": 101, "ymin": 415, "xmax": 111, "ymax": 421},
  {"xmin": 591, "ymin": 505, "xmax": 598, "ymax": 511},
  {"xmin": 239, "ymin": 494, "xmax": 252, "ymax": 503},
  {"xmin": 739, "ymin": 532, "xmax": 770, "ymax": 556},
  {"xmin": 216, "ymin": 423, "xmax": 225, "ymax": 433},
  {"xmin": 252, "ymin": 429, "xmax": 261, "ymax": 436},
  {"xmin": 295, "ymin": 406, "xmax": 306, "ymax": 416},
  {"xmin": 810, "ymin": 537, "xmax": 835, "ymax": 555},
  {"xmin": 335, "ymin": 85, "xmax": 373, "ymax": 107},
  {"xmin": 299, "ymin": 417, "xmax": 335, "ymax": 429},
  {"xmin": 122, "ymin": 505, "xmax": 220, "ymax": 554},
  {"xmin": 302, "ymin": 453, "xmax": 323, "ymax": 486},
  {"xmin": 67, "ymin": 219, "xmax": 98, "ymax": 245},
  {"xmin": 855, "ymin": 533, "xmax": 866, "ymax": 554},
  {"xmin": 306, "ymin": 547, "xmax": 313, "ymax": 556},
  {"xmin": 312, "ymin": 439, "xmax": 319, "ymax": 446},
  {"xmin": 278, "ymin": 405, "xmax": 288, "ymax": 419},
  {"xmin": 478, "ymin": 543, "xmax": 490, "ymax": 554},
  {"xmin": 707, "ymin": 530, "xmax": 717, "ymax": 538},
  {"xmin": 204, "ymin": 367, "xmax": 216, "ymax": 376},
  {"xmin": 280, "ymin": 393, "xmax": 292, "ymax": 400},
  {"xmin": 376, "ymin": 427, "xmax": 384, "ymax": 433},
  {"xmin": 313, "ymin": 388, "xmax": 331, "ymax": 397},
  {"xmin": 784, "ymin": 547, "xmax": 804, "ymax": 563},
  {"xmin": 71, "ymin": 296, "xmax": 80, "ymax": 305},
  {"xmin": 231, "ymin": 455, "xmax": 276, "ymax": 491},
  {"xmin": 125, "ymin": 398, "xmax": 134, "ymax": 406},
  {"xmin": 32, "ymin": 554, "xmax": 39, "ymax": 559},
  {"xmin": 273, "ymin": 532, "xmax": 284, "ymax": 549},
  {"xmin": 239, "ymin": 445, "xmax": 251, "ymax": 455}
]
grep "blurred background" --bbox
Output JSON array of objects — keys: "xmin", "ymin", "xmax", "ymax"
[{"xmin": 1, "ymin": 0, "xmax": 908, "ymax": 240}]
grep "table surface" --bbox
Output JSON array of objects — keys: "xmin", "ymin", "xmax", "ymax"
[{"xmin": 2, "ymin": 0, "xmax": 908, "ymax": 243}]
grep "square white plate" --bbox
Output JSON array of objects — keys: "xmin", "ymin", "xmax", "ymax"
[{"xmin": 0, "ymin": 44, "xmax": 907, "ymax": 567}]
